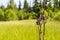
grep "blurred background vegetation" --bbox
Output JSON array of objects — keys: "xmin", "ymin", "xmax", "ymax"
[{"xmin": 0, "ymin": 0, "xmax": 60, "ymax": 21}]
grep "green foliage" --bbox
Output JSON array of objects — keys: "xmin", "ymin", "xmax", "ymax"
[
  {"xmin": 23, "ymin": 0, "xmax": 29, "ymax": 12},
  {"xmin": 26, "ymin": 12, "xmax": 37, "ymax": 19},
  {"xmin": 47, "ymin": 10, "xmax": 53, "ymax": 18},
  {"xmin": 59, "ymin": 1, "xmax": 60, "ymax": 9},
  {"xmin": 7, "ymin": 0, "xmax": 17, "ymax": 10},
  {"xmin": 0, "ymin": 0, "xmax": 60, "ymax": 21},
  {"xmin": 4, "ymin": 9, "xmax": 18, "ymax": 21},
  {"xmin": 17, "ymin": 10, "xmax": 37, "ymax": 20},
  {"xmin": 33, "ymin": 0, "xmax": 40, "ymax": 13},
  {"xmin": 0, "ymin": 9, "xmax": 4, "ymax": 21},
  {"xmin": 53, "ymin": 0, "xmax": 59, "ymax": 11},
  {"xmin": 54, "ymin": 0, "xmax": 59, "ymax": 8},
  {"xmin": 3, "ymin": 0, "xmax": 18, "ymax": 21},
  {"xmin": 44, "ymin": 10, "xmax": 49, "ymax": 18},
  {"xmin": 0, "ymin": 5, "xmax": 5, "ymax": 11},
  {"xmin": 17, "ymin": 10, "xmax": 25, "ymax": 20},
  {"xmin": 47, "ymin": 2, "xmax": 52, "ymax": 10},
  {"xmin": 28, "ymin": 12, "xmax": 37, "ymax": 19},
  {"xmin": 54, "ymin": 11, "xmax": 60, "ymax": 21}
]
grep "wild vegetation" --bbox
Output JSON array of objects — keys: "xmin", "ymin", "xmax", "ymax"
[
  {"xmin": 0, "ymin": 0, "xmax": 60, "ymax": 21},
  {"xmin": 0, "ymin": 20, "xmax": 60, "ymax": 40},
  {"xmin": 0, "ymin": 0, "xmax": 60, "ymax": 40}
]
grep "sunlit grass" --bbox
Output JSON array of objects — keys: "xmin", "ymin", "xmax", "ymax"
[{"xmin": 0, "ymin": 20, "xmax": 60, "ymax": 40}]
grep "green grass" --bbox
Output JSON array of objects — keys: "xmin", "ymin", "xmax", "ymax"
[{"xmin": 0, "ymin": 20, "xmax": 60, "ymax": 40}]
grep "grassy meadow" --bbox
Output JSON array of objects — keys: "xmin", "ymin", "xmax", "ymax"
[{"xmin": 0, "ymin": 20, "xmax": 60, "ymax": 40}]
